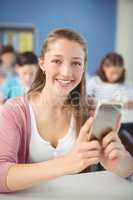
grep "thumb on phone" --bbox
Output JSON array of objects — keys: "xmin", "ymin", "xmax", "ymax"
[{"xmin": 77, "ymin": 117, "xmax": 94, "ymax": 143}]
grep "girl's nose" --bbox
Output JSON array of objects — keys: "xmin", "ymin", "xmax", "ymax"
[{"xmin": 60, "ymin": 63, "xmax": 72, "ymax": 77}]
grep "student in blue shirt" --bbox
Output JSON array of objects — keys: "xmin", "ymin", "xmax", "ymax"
[{"xmin": 1, "ymin": 52, "xmax": 38, "ymax": 100}]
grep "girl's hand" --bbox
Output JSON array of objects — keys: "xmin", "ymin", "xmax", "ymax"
[
  {"xmin": 100, "ymin": 113, "xmax": 124, "ymax": 171},
  {"xmin": 63, "ymin": 117, "xmax": 101, "ymax": 174},
  {"xmin": 100, "ymin": 128, "xmax": 126, "ymax": 171},
  {"xmin": 100, "ymin": 127, "xmax": 133, "ymax": 177}
]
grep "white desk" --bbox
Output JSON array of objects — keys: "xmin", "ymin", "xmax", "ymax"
[{"xmin": 0, "ymin": 171, "xmax": 133, "ymax": 200}]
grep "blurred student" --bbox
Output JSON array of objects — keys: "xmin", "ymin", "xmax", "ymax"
[
  {"xmin": 1, "ymin": 52, "xmax": 38, "ymax": 99},
  {"xmin": 14, "ymin": 52, "xmax": 38, "ymax": 95},
  {"xmin": 0, "ymin": 45, "xmax": 16, "ymax": 73},
  {"xmin": 87, "ymin": 52, "xmax": 133, "ymax": 107}
]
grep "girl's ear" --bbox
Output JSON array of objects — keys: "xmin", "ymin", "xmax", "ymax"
[{"xmin": 39, "ymin": 58, "xmax": 45, "ymax": 72}]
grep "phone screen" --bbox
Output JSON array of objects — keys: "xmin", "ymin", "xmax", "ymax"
[{"xmin": 89, "ymin": 103, "xmax": 122, "ymax": 140}]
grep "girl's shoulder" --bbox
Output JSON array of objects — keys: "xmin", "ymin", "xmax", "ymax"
[
  {"xmin": 1, "ymin": 96, "xmax": 30, "ymax": 123},
  {"xmin": 4, "ymin": 96, "xmax": 28, "ymax": 110},
  {"xmin": 0, "ymin": 97, "xmax": 31, "ymax": 140}
]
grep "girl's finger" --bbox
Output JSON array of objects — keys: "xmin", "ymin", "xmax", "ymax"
[
  {"xmin": 102, "ymin": 131, "xmax": 118, "ymax": 148},
  {"xmin": 78, "ymin": 150, "xmax": 100, "ymax": 159},
  {"xmin": 103, "ymin": 142, "xmax": 121, "ymax": 157},
  {"xmin": 108, "ymin": 149, "xmax": 120, "ymax": 160},
  {"xmin": 79, "ymin": 141, "xmax": 101, "ymax": 152},
  {"xmin": 77, "ymin": 117, "xmax": 94, "ymax": 142}
]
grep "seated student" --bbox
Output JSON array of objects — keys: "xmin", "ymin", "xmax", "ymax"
[
  {"xmin": 1, "ymin": 52, "xmax": 38, "ymax": 99},
  {"xmin": 0, "ymin": 45, "xmax": 17, "ymax": 101},
  {"xmin": 86, "ymin": 52, "xmax": 133, "ymax": 107},
  {"xmin": 0, "ymin": 29, "xmax": 133, "ymax": 193},
  {"xmin": 0, "ymin": 45, "xmax": 16, "ymax": 73}
]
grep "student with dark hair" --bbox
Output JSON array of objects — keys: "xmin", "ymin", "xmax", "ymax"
[
  {"xmin": 97, "ymin": 52, "xmax": 125, "ymax": 83},
  {"xmin": 86, "ymin": 52, "xmax": 132, "ymax": 105},
  {"xmin": 16, "ymin": 51, "xmax": 38, "ymax": 66},
  {"xmin": 0, "ymin": 45, "xmax": 17, "ymax": 102},
  {"xmin": 0, "ymin": 51, "xmax": 38, "ymax": 100},
  {"xmin": 0, "ymin": 45, "xmax": 16, "ymax": 71},
  {"xmin": 15, "ymin": 52, "xmax": 38, "ymax": 94}
]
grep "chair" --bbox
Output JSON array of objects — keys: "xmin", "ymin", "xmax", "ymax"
[{"xmin": 119, "ymin": 123, "xmax": 133, "ymax": 157}]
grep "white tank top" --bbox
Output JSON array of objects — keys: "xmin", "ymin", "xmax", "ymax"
[{"xmin": 29, "ymin": 104, "xmax": 76, "ymax": 163}]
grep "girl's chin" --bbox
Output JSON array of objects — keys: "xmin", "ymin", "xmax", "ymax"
[{"xmin": 55, "ymin": 88, "xmax": 70, "ymax": 97}]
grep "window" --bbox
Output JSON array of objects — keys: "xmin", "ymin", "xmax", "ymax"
[{"xmin": 0, "ymin": 25, "xmax": 35, "ymax": 52}]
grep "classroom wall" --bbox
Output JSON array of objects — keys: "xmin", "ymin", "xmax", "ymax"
[{"xmin": 0, "ymin": 0, "xmax": 117, "ymax": 75}]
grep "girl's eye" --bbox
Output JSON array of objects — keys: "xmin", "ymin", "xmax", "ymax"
[
  {"xmin": 72, "ymin": 61, "xmax": 82, "ymax": 67},
  {"xmin": 51, "ymin": 59, "xmax": 62, "ymax": 64}
]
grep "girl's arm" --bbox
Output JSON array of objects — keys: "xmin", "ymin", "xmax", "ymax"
[
  {"xmin": 1, "ymin": 113, "xmax": 101, "ymax": 192},
  {"xmin": 6, "ymin": 156, "xmax": 69, "ymax": 192}
]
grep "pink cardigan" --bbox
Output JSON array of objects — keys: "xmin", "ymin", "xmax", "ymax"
[{"xmin": 0, "ymin": 97, "xmax": 31, "ymax": 192}]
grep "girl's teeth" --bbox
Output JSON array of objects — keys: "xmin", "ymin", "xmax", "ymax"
[{"xmin": 57, "ymin": 80, "xmax": 71, "ymax": 84}]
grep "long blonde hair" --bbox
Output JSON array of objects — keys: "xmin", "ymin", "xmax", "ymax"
[{"xmin": 28, "ymin": 28, "xmax": 89, "ymax": 134}]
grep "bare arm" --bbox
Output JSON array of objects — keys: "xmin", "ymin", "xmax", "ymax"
[{"xmin": 7, "ymin": 156, "xmax": 68, "ymax": 192}]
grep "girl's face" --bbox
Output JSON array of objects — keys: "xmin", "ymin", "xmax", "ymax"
[
  {"xmin": 40, "ymin": 38, "xmax": 85, "ymax": 97},
  {"xmin": 103, "ymin": 62, "xmax": 123, "ymax": 83}
]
